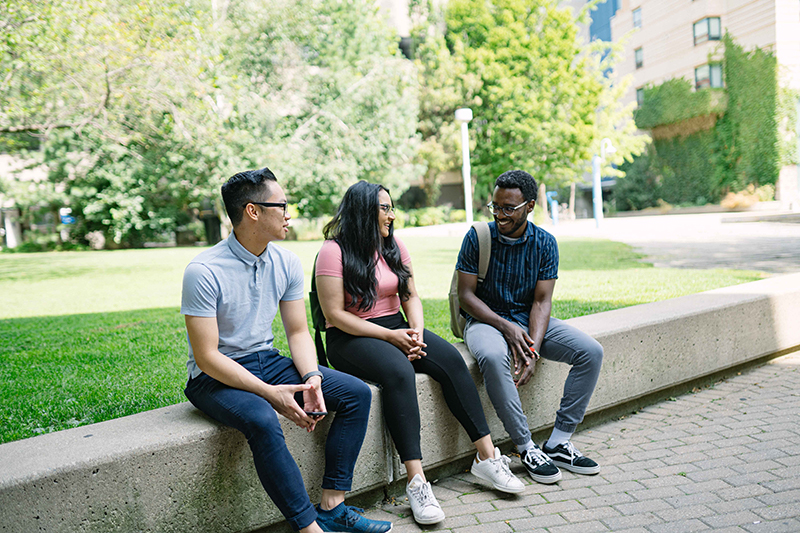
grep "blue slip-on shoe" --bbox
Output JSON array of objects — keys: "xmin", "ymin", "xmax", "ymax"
[{"xmin": 315, "ymin": 502, "xmax": 392, "ymax": 533}]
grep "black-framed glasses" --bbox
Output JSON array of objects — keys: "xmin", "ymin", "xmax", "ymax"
[
  {"xmin": 246, "ymin": 201, "xmax": 288, "ymax": 215},
  {"xmin": 486, "ymin": 201, "xmax": 529, "ymax": 217},
  {"xmin": 378, "ymin": 203, "xmax": 395, "ymax": 215}
]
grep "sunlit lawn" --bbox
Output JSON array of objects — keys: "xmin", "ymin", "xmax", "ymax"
[{"xmin": 0, "ymin": 236, "xmax": 765, "ymax": 443}]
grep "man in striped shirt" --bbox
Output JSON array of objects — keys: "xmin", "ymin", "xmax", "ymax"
[{"xmin": 456, "ymin": 169, "xmax": 604, "ymax": 485}]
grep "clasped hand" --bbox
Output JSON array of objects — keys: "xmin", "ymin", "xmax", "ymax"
[
  {"xmin": 388, "ymin": 328, "xmax": 427, "ymax": 361},
  {"xmin": 502, "ymin": 323, "xmax": 539, "ymax": 388}
]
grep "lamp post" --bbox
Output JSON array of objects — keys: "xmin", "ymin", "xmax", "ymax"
[
  {"xmin": 592, "ymin": 137, "xmax": 616, "ymax": 228},
  {"xmin": 455, "ymin": 108, "xmax": 474, "ymax": 224}
]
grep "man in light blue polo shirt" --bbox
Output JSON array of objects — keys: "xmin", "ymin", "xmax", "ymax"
[{"xmin": 181, "ymin": 167, "xmax": 391, "ymax": 533}]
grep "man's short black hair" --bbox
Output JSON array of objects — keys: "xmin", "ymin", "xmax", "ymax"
[
  {"xmin": 495, "ymin": 170, "xmax": 538, "ymax": 202},
  {"xmin": 221, "ymin": 167, "xmax": 278, "ymax": 227}
]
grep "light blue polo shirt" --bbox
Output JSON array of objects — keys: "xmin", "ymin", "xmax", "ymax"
[{"xmin": 181, "ymin": 232, "xmax": 305, "ymax": 380}]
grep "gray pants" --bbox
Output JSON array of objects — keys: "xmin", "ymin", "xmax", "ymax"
[{"xmin": 463, "ymin": 317, "xmax": 603, "ymax": 446}]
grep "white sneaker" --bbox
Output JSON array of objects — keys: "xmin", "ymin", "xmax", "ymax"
[
  {"xmin": 405, "ymin": 474, "xmax": 445, "ymax": 525},
  {"xmin": 470, "ymin": 447, "xmax": 525, "ymax": 493}
]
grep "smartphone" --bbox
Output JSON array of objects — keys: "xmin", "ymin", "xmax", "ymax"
[{"xmin": 304, "ymin": 411, "xmax": 327, "ymax": 417}]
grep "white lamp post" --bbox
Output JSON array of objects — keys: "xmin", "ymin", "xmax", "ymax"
[
  {"xmin": 455, "ymin": 108, "xmax": 474, "ymax": 224},
  {"xmin": 592, "ymin": 137, "xmax": 616, "ymax": 228}
]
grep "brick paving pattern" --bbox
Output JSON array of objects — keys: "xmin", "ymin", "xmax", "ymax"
[{"xmin": 362, "ymin": 351, "xmax": 800, "ymax": 532}]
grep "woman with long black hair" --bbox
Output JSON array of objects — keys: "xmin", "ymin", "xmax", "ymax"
[{"xmin": 315, "ymin": 181, "xmax": 524, "ymax": 526}]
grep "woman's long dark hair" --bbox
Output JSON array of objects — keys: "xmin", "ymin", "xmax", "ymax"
[{"xmin": 323, "ymin": 181, "xmax": 411, "ymax": 312}]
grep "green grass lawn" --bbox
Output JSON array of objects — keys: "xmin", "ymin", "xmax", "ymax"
[{"xmin": 0, "ymin": 236, "xmax": 765, "ymax": 443}]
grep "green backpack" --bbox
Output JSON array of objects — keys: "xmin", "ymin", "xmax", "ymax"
[{"xmin": 449, "ymin": 221, "xmax": 491, "ymax": 339}]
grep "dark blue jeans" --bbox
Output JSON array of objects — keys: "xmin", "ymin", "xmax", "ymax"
[{"xmin": 184, "ymin": 350, "xmax": 371, "ymax": 531}]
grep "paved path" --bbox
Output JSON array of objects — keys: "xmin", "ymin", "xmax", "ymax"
[
  {"xmin": 547, "ymin": 212, "xmax": 800, "ymax": 275},
  {"xmin": 397, "ymin": 211, "xmax": 800, "ymax": 274},
  {"xmin": 362, "ymin": 350, "xmax": 800, "ymax": 532}
]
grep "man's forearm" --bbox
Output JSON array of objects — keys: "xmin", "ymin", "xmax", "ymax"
[
  {"xmin": 528, "ymin": 300, "xmax": 551, "ymax": 351},
  {"xmin": 286, "ymin": 331, "xmax": 320, "ymax": 377},
  {"xmin": 460, "ymin": 292, "xmax": 515, "ymax": 334}
]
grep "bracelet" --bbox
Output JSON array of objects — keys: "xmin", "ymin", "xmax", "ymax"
[{"xmin": 302, "ymin": 370, "xmax": 324, "ymax": 383}]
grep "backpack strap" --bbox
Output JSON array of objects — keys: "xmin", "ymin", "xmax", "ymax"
[
  {"xmin": 309, "ymin": 253, "xmax": 328, "ymax": 368},
  {"xmin": 474, "ymin": 221, "xmax": 491, "ymax": 284}
]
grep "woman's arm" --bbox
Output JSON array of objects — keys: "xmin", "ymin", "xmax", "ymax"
[
  {"xmin": 316, "ymin": 273, "xmax": 421, "ymax": 355},
  {"xmin": 399, "ymin": 262, "xmax": 427, "ymax": 358}
]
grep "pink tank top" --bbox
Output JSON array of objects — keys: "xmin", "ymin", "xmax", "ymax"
[{"xmin": 315, "ymin": 238, "xmax": 411, "ymax": 327}]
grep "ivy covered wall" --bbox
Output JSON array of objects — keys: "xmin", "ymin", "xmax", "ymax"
[{"xmin": 618, "ymin": 34, "xmax": 793, "ymax": 211}]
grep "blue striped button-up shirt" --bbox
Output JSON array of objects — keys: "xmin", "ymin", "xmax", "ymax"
[{"xmin": 456, "ymin": 221, "xmax": 558, "ymax": 328}]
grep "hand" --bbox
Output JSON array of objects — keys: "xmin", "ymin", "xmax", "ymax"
[
  {"xmin": 387, "ymin": 328, "xmax": 425, "ymax": 359},
  {"xmin": 500, "ymin": 322, "xmax": 535, "ymax": 380},
  {"xmin": 263, "ymin": 383, "xmax": 316, "ymax": 430},
  {"xmin": 407, "ymin": 328, "xmax": 427, "ymax": 361},
  {"xmin": 302, "ymin": 376, "xmax": 327, "ymax": 432},
  {"xmin": 514, "ymin": 347, "xmax": 538, "ymax": 387}
]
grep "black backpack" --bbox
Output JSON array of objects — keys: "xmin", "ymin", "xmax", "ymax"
[{"xmin": 308, "ymin": 252, "xmax": 328, "ymax": 367}]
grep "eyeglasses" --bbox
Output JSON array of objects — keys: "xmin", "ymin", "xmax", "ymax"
[
  {"xmin": 378, "ymin": 203, "xmax": 395, "ymax": 215},
  {"xmin": 486, "ymin": 201, "xmax": 529, "ymax": 216},
  {"xmin": 247, "ymin": 201, "xmax": 288, "ymax": 215}
]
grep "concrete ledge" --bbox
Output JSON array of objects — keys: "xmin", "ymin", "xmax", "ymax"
[{"xmin": 2, "ymin": 273, "xmax": 799, "ymax": 532}]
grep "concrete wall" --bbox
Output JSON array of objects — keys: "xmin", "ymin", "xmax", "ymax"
[{"xmin": 2, "ymin": 273, "xmax": 800, "ymax": 532}]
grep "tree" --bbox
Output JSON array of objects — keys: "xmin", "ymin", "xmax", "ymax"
[
  {"xmin": 220, "ymin": 0, "xmax": 422, "ymax": 217},
  {"xmin": 1, "ymin": 0, "xmax": 423, "ymax": 246},
  {"xmin": 412, "ymin": 0, "xmax": 647, "ymax": 202}
]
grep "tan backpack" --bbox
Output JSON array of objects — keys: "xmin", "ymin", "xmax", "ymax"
[{"xmin": 449, "ymin": 221, "xmax": 491, "ymax": 338}]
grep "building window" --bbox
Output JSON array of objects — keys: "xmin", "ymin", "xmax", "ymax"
[
  {"xmin": 695, "ymin": 63, "xmax": 723, "ymax": 89},
  {"xmin": 635, "ymin": 47, "xmax": 643, "ymax": 69},
  {"xmin": 633, "ymin": 7, "xmax": 642, "ymax": 28},
  {"xmin": 636, "ymin": 88, "xmax": 645, "ymax": 107},
  {"xmin": 694, "ymin": 17, "xmax": 721, "ymax": 45}
]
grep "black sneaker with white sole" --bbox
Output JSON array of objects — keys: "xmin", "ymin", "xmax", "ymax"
[
  {"xmin": 542, "ymin": 441, "xmax": 600, "ymax": 475},
  {"xmin": 520, "ymin": 444, "xmax": 562, "ymax": 484}
]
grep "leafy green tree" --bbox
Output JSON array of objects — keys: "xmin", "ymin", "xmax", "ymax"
[
  {"xmin": 412, "ymin": 0, "xmax": 647, "ymax": 202},
  {"xmin": 1, "ymin": 0, "xmax": 422, "ymax": 246}
]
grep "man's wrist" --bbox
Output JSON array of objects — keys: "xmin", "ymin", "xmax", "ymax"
[{"xmin": 302, "ymin": 370, "xmax": 324, "ymax": 383}]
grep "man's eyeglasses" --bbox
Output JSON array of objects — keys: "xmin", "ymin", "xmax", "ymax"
[
  {"xmin": 486, "ymin": 201, "xmax": 529, "ymax": 217},
  {"xmin": 378, "ymin": 203, "xmax": 395, "ymax": 215},
  {"xmin": 247, "ymin": 201, "xmax": 288, "ymax": 215}
]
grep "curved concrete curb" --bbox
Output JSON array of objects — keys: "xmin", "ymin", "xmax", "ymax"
[{"xmin": 2, "ymin": 273, "xmax": 799, "ymax": 532}]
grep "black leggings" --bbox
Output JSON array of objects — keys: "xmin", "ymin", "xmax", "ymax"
[{"xmin": 325, "ymin": 312, "xmax": 490, "ymax": 462}]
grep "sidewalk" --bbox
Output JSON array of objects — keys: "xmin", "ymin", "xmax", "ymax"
[
  {"xmin": 362, "ymin": 350, "xmax": 800, "ymax": 532},
  {"xmin": 396, "ymin": 210, "xmax": 800, "ymax": 274}
]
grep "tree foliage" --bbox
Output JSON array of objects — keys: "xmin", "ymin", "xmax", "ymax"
[
  {"xmin": 412, "ymin": 0, "xmax": 647, "ymax": 203},
  {"xmin": 1, "ymin": 0, "xmax": 421, "ymax": 246}
]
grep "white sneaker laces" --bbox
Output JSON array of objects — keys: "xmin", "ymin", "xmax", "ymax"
[
  {"xmin": 489, "ymin": 454, "xmax": 515, "ymax": 480},
  {"xmin": 524, "ymin": 446, "xmax": 551, "ymax": 467},
  {"xmin": 408, "ymin": 481, "xmax": 436, "ymax": 508},
  {"xmin": 564, "ymin": 441, "xmax": 583, "ymax": 459}
]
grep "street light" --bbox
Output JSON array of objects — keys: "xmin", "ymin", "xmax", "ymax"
[
  {"xmin": 455, "ymin": 108, "xmax": 474, "ymax": 224},
  {"xmin": 592, "ymin": 137, "xmax": 616, "ymax": 228}
]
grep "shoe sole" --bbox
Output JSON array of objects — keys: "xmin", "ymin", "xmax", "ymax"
[
  {"xmin": 470, "ymin": 466, "xmax": 525, "ymax": 494},
  {"xmin": 412, "ymin": 513, "xmax": 445, "ymax": 525},
  {"xmin": 551, "ymin": 460, "xmax": 600, "ymax": 475},
  {"xmin": 527, "ymin": 470, "xmax": 562, "ymax": 484}
]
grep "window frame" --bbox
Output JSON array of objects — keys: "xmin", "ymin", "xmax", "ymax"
[
  {"xmin": 635, "ymin": 47, "xmax": 643, "ymax": 69},
  {"xmin": 694, "ymin": 17, "xmax": 721, "ymax": 46},
  {"xmin": 636, "ymin": 87, "xmax": 645, "ymax": 107},
  {"xmin": 633, "ymin": 7, "xmax": 642, "ymax": 28},
  {"xmin": 695, "ymin": 63, "xmax": 723, "ymax": 89}
]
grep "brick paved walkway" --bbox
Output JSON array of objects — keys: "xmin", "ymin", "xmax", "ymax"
[{"xmin": 362, "ymin": 351, "xmax": 800, "ymax": 532}]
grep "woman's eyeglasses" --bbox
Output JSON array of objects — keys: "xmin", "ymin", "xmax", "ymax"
[
  {"xmin": 247, "ymin": 201, "xmax": 288, "ymax": 215},
  {"xmin": 378, "ymin": 203, "xmax": 395, "ymax": 215},
  {"xmin": 486, "ymin": 201, "xmax": 528, "ymax": 217}
]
